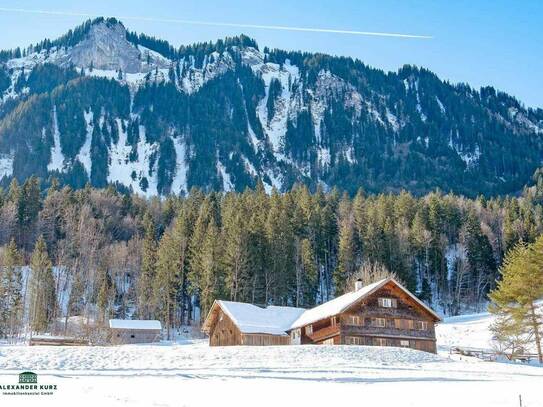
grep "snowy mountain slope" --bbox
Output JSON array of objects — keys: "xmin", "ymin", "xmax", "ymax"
[
  {"xmin": 0, "ymin": 342, "xmax": 541, "ymax": 407},
  {"xmin": 436, "ymin": 311, "xmax": 495, "ymax": 351},
  {"xmin": 1, "ymin": 18, "xmax": 543, "ymax": 196},
  {"xmin": 436, "ymin": 303, "xmax": 543, "ymax": 353}
]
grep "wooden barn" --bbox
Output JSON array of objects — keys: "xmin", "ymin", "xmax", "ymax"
[
  {"xmin": 288, "ymin": 278, "xmax": 441, "ymax": 353},
  {"xmin": 202, "ymin": 300, "xmax": 305, "ymax": 346},
  {"xmin": 108, "ymin": 319, "xmax": 162, "ymax": 344}
]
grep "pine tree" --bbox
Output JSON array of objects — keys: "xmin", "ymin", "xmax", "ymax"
[
  {"xmin": 18, "ymin": 177, "xmax": 41, "ymax": 248},
  {"xmin": 0, "ymin": 239, "xmax": 23, "ymax": 339},
  {"xmin": 169, "ymin": 211, "xmax": 191, "ymax": 326},
  {"xmin": 334, "ymin": 196, "xmax": 358, "ymax": 295},
  {"xmin": 265, "ymin": 192, "xmax": 295, "ymax": 305},
  {"xmin": 7, "ymin": 178, "xmax": 20, "ymax": 204},
  {"xmin": 96, "ymin": 267, "xmax": 112, "ymax": 323},
  {"xmin": 29, "ymin": 236, "xmax": 56, "ymax": 333},
  {"xmin": 137, "ymin": 212, "xmax": 157, "ymax": 319},
  {"xmin": 199, "ymin": 222, "xmax": 223, "ymax": 319},
  {"xmin": 153, "ymin": 226, "xmax": 183, "ymax": 339},
  {"xmin": 419, "ymin": 278, "xmax": 432, "ymax": 304},
  {"xmin": 66, "ymin": 270, "xmax": 85, "ymax": 319},
  {"xmin": 464, "ymin": 211, "xmax": 497, "ymax": 307},
  {"xmin": 294, "ymin": 238, "xmax": 317, "ymax": 307},
  {"xmin": 490, "ymin": 312, "xmax": 530, "ymax": 358},
  {"xmin": 188, "ymin": 196, "xmax": 219, "ymax": 299},
  {"xmin": 222, "ymin": 200, "xmax": 250, "ymax": 302},
  {"xmin": 489, "ymin": 237, "xmax": 543, "ymax": 363},
  {"xmin": 246, "ymin": 182, "xmax": 270, "ymax": 304}
]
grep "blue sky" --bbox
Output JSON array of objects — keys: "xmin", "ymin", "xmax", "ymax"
[{"xmin": 1, "ymin": 0, "xmax": 541, "ymax": 107}]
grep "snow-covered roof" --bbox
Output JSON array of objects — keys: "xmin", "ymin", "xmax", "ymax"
[
  {"xmin": 289, "ymin": 278, "xmax": 440, "ymax": 330},
  {"xmin": 212, "ymin": 301, "xmax": 306, "ymax": 336},
  {"xmin": 289, "ymin": 279, "xmax": 387, "ymax": 330},
  {"xmin": 109, "ymin": 319, "xmax": 162, "ymax": 330}
]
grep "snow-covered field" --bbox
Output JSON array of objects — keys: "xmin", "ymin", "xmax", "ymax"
[
  {"xmin": 437, "ymin": 310, "xmax": 495, "ymax": 350},
  {"xmin": 0, "ymin": 312, "xmax": 541, "ymax": 407}
]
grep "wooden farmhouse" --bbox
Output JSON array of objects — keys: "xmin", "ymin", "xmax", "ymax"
[
  {"xmin": 202, "ymin": 301, "xmax": 306, "ymax": 346},
  {"xmin": 203, "ymin": 278, "xmax": 441, "ymax": 353},
  {"xmin": 108, "ymin": 319, "xmax": 162, "ymax": 344},
  {"xmin": 288, "ymin": 278, "xmax": 441, "ymax": 352}
]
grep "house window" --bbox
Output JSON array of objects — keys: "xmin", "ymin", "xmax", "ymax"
[
  {"xmin": 378, "ymin": 297, "xmax": 397, "ymax": 308},
  {"xmin": 322, "ymin": 338, "xmax": 335, "ymax": 345},
  {"xmin": 130, "ymin": 334, "xmax": 135, "ymax": 339},
  {"xmin": 374, "ymin": 337, "xmax": 388, "ymax": 347},
  {"xmin": 305, "ymin": 325, "xmax": 313, "ymax": 335},
  {"xmin": 415, "ymin": 321, "xmax": 428, "ymax": 331},
  {"xmin": 346, "ymin": 315, "xmax": 362, "ymax": 326},
  {"xmin": 395, "ymin": 319, "xmax": 416, "ymax": 330},
  {"xmin": 291, "ymin": 329, "xmax": 301, "ymax": 339},
  {"xmin": 373, "ymin": 318, "xmax": 386, "ymax": 328},
  {"xmin": 345, "ymin": 336, "xmax": 364, "ymax": 345},
  {"xmin": 400, "ymin": 340, "xmax": 410, "ymax": 347}
]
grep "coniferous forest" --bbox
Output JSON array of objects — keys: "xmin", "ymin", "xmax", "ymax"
[{"xmin": 1, "ymin": 172, "xmax": 543, "ymax": 340}]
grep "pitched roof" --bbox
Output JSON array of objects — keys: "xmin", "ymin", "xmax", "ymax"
[
  {"xmin": 109, "ymin": 319, "xmax": 162, "ymax": 330},
  {"xmin": 289, "ymin": 278, "xmax": 441, "ymax": 330},
  {"xmin": 207, "ymin": 300, "xmax": 306, "ymax": 336}
]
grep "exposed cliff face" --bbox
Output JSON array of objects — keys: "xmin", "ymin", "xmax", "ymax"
[
  {"xmin": 3, "ymin": 21, "xmax": 170, "ymax": 75},
  {"xmin": 0, "ymin": 18, "xmax": 542, "ymax": 197},
  {"xmin": 67, "ymin": 21, "xmax": 144, "ymax": 73}
]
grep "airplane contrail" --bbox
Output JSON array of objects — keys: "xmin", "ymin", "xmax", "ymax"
[{"xmin": 0, "ymin": 7, "xmax": 433, "ymax": 39}]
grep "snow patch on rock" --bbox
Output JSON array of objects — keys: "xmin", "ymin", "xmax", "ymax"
[
  {"xmin": 217, "ymin": 160, "xmax": 234, "ymax": 191},
  {"xmin": 0, "ymin": 153, "xmax": 13, "ymax": 178},
  {"xmin": 179, "ymin": 51, "xmax": 234, "ymax": 94},
  {"xmin": 47, "ymin": 106, "xmax": 66, "ymax": 172},
  {"xmin": 170, "ymin": 135, "xmax": 188, "ymax": 196},
  {"xmin": 77, "ymin": 110, "xmax": 94, "ymax": 175}
]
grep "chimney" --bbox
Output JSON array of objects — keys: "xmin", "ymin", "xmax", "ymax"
[{"xmin": 355, "ymin": 279, "xmax": 364, "ymax": 291}]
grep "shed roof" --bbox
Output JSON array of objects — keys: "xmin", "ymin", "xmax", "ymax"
[
  {"xmin": 289, "ymin": 278, "xmax": 441, "ymax": 330},
  {"xmin": 109, "ymin": 319, "xmax": 162, "ymax": 330},
  {"xmin": 205, "ymin": 301, "xmax": 306, "ymax": 336}
]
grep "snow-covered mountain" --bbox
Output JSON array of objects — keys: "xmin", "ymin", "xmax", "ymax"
[{"xmin": 0, "ymin": 17, "xmax": 542, "ymax": 196}]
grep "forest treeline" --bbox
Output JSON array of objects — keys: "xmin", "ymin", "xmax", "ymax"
[{"xmin": 1, "ymin": 174, "xmax": 543, "ymax": 340}]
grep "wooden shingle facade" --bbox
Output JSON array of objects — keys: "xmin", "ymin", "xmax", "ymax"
[
  {"xmin": 288, "ymin": 278, "xmax": 440, "ymax": 353},
  {"xmin": 108, "ymin": 319, "xmax": 162, "ymax": 344}
]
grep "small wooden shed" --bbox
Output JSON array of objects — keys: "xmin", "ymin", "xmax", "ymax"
[
  {"xmin": 202, "ymin": 300, "xmax": 306, "ymax": 346},
  {"xmin": 108, "ymin": 319, "xmax": 162, "ymax": 344}
]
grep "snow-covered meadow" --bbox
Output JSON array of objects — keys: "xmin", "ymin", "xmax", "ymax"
[{"xmin": 0, "ymin": 311, "xmax": 541, "ymax": 407}]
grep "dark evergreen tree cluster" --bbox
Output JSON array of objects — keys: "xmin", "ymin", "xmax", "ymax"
[{"xmin": 1, "ymin": 175, "xmax": 542, "ymax": 339}]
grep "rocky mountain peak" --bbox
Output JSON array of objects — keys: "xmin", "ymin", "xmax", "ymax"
[{"xmin": 67, "ymin": 20, "xmax": 142, "ymax": 73}]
